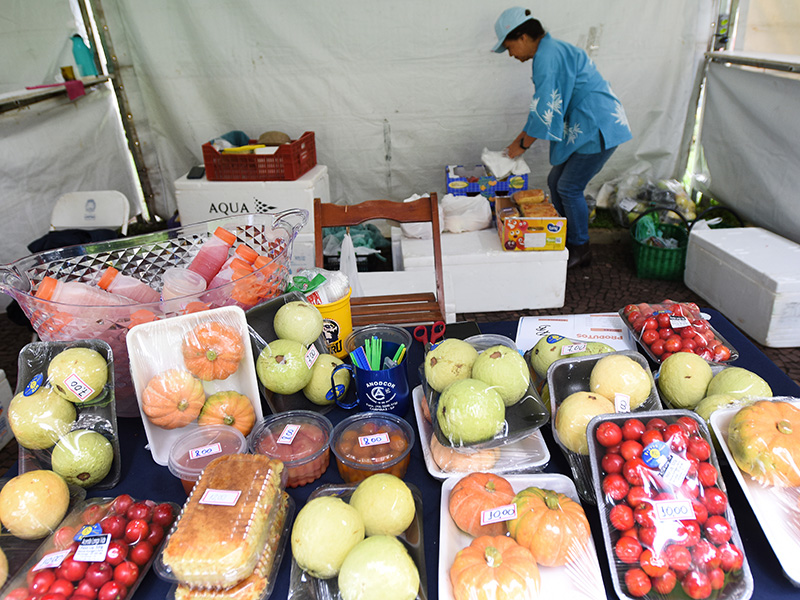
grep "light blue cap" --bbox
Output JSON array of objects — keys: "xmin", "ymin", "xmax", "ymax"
[{"xmin": 492, "ymin": 7, "xmax": 534, "ymax": 52}]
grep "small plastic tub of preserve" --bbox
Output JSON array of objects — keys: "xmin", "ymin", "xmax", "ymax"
[
  {"xmin": 167, "ymin": 425, "xmax": 248, "ymax": 494},
  {"xmin": 249, "ymin": 410, "xmax": 333, "ymax": 488}
]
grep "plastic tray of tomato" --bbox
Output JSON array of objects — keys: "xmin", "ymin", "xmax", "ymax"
[
  {"xmin": 586, "ymin": 409, "xmax": 753, "ymax": 600},
  {"xmin": 2, "ymin": 494, "xmax": 179, "ymax": 600},
  {"xmin": 619, "ymin": 301, "xmax": 738, "ymax": 365}
]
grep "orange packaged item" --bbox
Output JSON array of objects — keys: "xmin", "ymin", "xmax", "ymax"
[{"xmin": 513, "ymin": 189, "xmax": 546, "ymax": 205}]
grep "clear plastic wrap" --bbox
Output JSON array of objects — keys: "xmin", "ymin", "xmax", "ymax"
[
  {"xmin": 249, "ymin": 411, "xmax": 333, "ymax": 488},
  {"xmin": 171, "ymin": 492, "xmax": 294, "ymax": 600},
  {"xmin": 610, "ymin": 176, "xmax": 697, "ymax": 227},
  {"xmin": 619, "ymin": 300, "xmax": 738, "ymax": 365},
  {"xmin": 710, "ymin": 398, "xmax": 800, "ymax": 586},
  {"xmin": 168, "ymin": 425, "xmax": 248, "ymax": 495},
  {"xmin": 412, "ymin": 385, "xmax": 549, "ymax": 479},
  {"xmin": 587, "ymin": 409, "xmax": 753, "ymax": 600},
  {"xmin": 157, "ymin": 454, "xmax": 287, "ymax": 589},
  {"xmin": 330, "ymin": 412, "xmax": 414, "ymax": 483},
  {"xmin": 288, "ymin": 482, "xmax": 426, "ymax": 600},
  {"xmin": 548, "ymin": 350, "xmax": 662, "ymax": 503},
  {"xmin": 245, "ymin": 292, "xmax": 331, "ymax": 414},
  {"xmin": 127, "ymin": 305, "xmax": 262, "ymax": 466},
  {"xmin": 11, "ymin": 339, "xmax": 121, "ymax": 490},
  {"xmin": 438, "ymin": 473, "xmax": 604, "ymax": 600},
  {"xmin": 422, "ymin": 334, "xmax": 549, "ymax": 451},
  {"xmin": 1, "ymin": 493, "xmax": 178, "ymax": 600}
]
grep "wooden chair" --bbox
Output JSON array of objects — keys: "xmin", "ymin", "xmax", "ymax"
[{"xmin": 314, "ymin": 194, "xmax": 446, "ymax": 327}]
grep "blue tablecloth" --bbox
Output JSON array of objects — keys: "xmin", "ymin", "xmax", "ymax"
[{"xmin": 86, "ymin": 309, "xmax": 800, "ymax": 598}]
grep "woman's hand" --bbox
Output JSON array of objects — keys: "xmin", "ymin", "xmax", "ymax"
[
  {"xmin": 506, "ymin": 132, "xmax": 535, "ymax": 159},
  {"xmin": 505, "ymin": 142, "xmax": 526, "ymax": 159}
]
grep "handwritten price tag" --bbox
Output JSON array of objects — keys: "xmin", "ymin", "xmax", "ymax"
[
  {"xmin": 200, "ymin": 489, "xmax": 241, "ymax": 506},
  {"xmin": 34, "ymin": 550, "xmax": 70, "ymax": 571},
  {"xmin": 189, "ymin": 442, "xmax": 222, "ymax": 460},
  {"xmin": 614, "ymin": 393, "xmax": 631, "ymax": 413},
  {"xmin": 63, "ymin": 372, "xmax": 96, "ymax": 402},
  {"xmin": 277, "ymin": 424, "xmax": 301, "ymax": 445},
  {"xmin": 305, "ymin": 345, "xmax": 320, "ymax": 369},
  {"xmin": 358, "ymin": 432, "xmax": 389, "ymax": 447},
  {"xmin": 480, "ymin": 503, "xmax": 518, "ymax": 526},
  {"xmin": 654, "ymin": 499, "xmax": 696, "ymax": 521},
  {"xmin": 561, "ymin": 343, "xmax": 587, "ymax": 356}
]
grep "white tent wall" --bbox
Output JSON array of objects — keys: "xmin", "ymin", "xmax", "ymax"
[
  {"xmin": 98, "ymin": 0, "xmax": 716, "ymax": 218},
  {"xmin": 736, "ymin": 0, "xmax": 800, "ymax": 54}
]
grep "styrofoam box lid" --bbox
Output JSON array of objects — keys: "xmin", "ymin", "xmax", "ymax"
[
  {"xmin": 174, "ymin": 164, "xmax": 328, "ymax": 190},
  {"xmin": 689, "ymin": 227, "xmax": 800, "ymax": 293},
  {"xmin": 402, "ymin": 228, "xmax": 567, "ymax": 267}
]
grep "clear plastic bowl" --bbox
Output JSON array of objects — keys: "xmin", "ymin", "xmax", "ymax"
[
  {"xmin": 330, "ymin": 412, "xmax": 415, "ymax": 483},
  {"xmin": 249, "ymin": 410, "xmax": 333, "ymax": 488},
  {"xmin": 167, "ymin": 425, "xmax": 248, "ymax": 494}
]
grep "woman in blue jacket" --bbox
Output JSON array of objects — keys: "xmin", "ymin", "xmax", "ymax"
[{"xmin": 493, "ymin": 7, "xmax": 632, "ymax": 268}]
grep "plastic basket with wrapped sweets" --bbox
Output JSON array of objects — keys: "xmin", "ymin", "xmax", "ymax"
[
  {"xmin": 547, "ymin": 350, "xmax": 662, "ymax": 503},
  {"xmin": 422, "ymin": 334, "xmax": 549, "ymax": 451},
  {"xmin": 587, "ymin": 409, "xmax": 753, "ymax": 600},
  {"xmin": 0, "ymin": 211, "xmax": 307, "ymax": 418}
]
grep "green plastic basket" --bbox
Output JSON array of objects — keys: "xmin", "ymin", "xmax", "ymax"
[{"xmin": 630, "ymin": 209, "xmax": 690, "ymax": 280}]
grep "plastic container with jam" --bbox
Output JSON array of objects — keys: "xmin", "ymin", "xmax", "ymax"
[
  {"xmin": 330, "ymin": 412, "xmax": 415, "ymax": 483},
  {"xmin": 249, "ymin": 411, "xmax": 333, "ymax": 488},
  {"xmin": 167, "ymin": 425, "xmax": 248, "ymax": 494}
]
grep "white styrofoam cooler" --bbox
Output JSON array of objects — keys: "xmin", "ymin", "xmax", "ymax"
[
  {"xmin": 399, "ymin": 228, "xmax": 567, "ymax": 314},
  {"xmin": 174, "ymin": 164, "xmax": 329, "ymax": 270},
  {"xmin": 685, "ymin": 227, "xmax": 800, "ymax": 347}
]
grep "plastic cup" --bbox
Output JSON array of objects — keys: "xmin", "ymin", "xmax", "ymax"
[
  {"xmin": 167, "ymin": 425, "xmax": 248, "ymax": 494},
  {"xmin": 160, "ymin": 267, "xmax": 207, "ymax": 310}
]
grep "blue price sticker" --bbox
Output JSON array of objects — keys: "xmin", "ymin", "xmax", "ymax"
[
  {"xmin": 641, "ymin": 441, "xmax": 670, "ymax": 469},
  {"xmin": 24, "ymin": 373, "xmax": 44, "ymax": 396}
]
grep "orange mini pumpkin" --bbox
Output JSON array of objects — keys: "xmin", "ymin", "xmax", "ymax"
[
  {"xmin": 507, "ymin": 487, "xmax": 591, "ymax": 567},
  {"xmin": 450, "ymin": 535, "xmax": 540, "ymax": 600},
  {"xmin": 449, "ymin": 472, "xmax": 515, "ymax": 537},
  {"xmin": 141, "ymin": 369, "xmax": 206, "ymax": 429},
  {"xmin": 198, "ymin": 391, "xmax": 256, "ymax": 436},
  {"xmin": 182, "ymin": 321, "xmax": 245, "ymax": 381}
]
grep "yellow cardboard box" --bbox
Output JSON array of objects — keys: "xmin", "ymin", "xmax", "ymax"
[{"xmin": 495, "ymin": 195, "xmax": 566, "ymax": 251}]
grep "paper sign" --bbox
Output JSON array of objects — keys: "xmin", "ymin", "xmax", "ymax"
[
  {"xmin": 669, "ymin": 316, "xmax": 691, "ymax": 329},
  {"xmin": 34, "ymin": 550, "xmax": 70, "ymax": 571},
  {"xmin": 189, "ymin": 442, "xmax": 222, "ymax": 460},
  {"xmin": 515, "ymin": 313, "xmax": 637, "ymax": 353},
  {"xmin": 277, "ymin": 424, "xmax": 301, "ymax": 445},
  {"xmin": 305, "ymin": 345, "xmax": 320, "ymax": 369},
  {"xmin": 358, "ymin": 432, "xmax": 390, "ymax": 447},
  {"xmin": 659, "ymin": 454, "xmax": 691, "ymax": 487},
  {"xmin": 480, "ymin": 503, "xmax": 518, "ymax": 526},
  {"xmin": 200, "ymin": 489, "xmax": 241, "ymax": 506},
  {"xmin": 73, "ymin": 534, "xmax": 111, "ymax": 562},
  {"xmin": 561, "ymin": 342, "xmax": 587, "ymax": 355},
  {"xmin": 63, "ymin": 373, "xmax": 96, "ymax": 402},
  {"xmin": 614, "ymin": 393, "xmax": 631, "ymax": 413},
  {"xmin": 654, "ymin": 499, "xmax": 696, "ymax": 521}
]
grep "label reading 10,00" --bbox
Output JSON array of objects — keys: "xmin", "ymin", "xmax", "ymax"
[{"xmin": 480, "ymin": 503, "xmax": 518, "ymax": 526}]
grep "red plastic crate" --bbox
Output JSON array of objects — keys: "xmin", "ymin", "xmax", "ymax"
[{"xmin": 202, "ymin": 131, "xmax": 316, "ymax": 181}]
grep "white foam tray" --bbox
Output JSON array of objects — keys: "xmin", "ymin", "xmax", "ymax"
[
  {"xmin": 127, "ymin": 305, "xmax": 263, "ymax": 465},
  {"xmin": 412, "ymin": 386, "xmax": 549, "ymax": 480},
  {"xmin": 438, "ymin": 473, "xmax": 605, "ymax": 600},
  {"xmin": 710, "ymin": 400, "xmax": 800, "ymax": 586}
]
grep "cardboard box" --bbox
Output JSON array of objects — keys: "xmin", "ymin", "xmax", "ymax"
[
  {"xmin": 495, "ymin": 195, "xmax": 566, "ymax": 251},
  {"xmin": 445, "ymin": 165, "xmax": 528, "ymax": 196},
  {"xmin": 685, "ymin": 227, "xmax": 800, "ymax": 347}
]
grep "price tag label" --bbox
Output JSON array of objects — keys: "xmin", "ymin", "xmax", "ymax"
[
  {"xmin": 358, "ymin": 432, "xmax": 390, "ymax": 447},
  {"xmin": 614, "ymin": 393, "xmax": 631, "ymax": 413},
  {"xmin": 33, "ymin": 549, "xmax": 70, "ymax": 571},
  {"xmin": 277, "ymin": 424, "xmax": 301, "ymax": 445},
  {"xmin": 654, "ymin": 499, "xmax": 696, "ymax": 521},
  {"xmin": 659, "ymin": 453, "xmax": 691, "ymax": 487},
  {"xmin": 305, "ymin": 345, "xmax": 320, "ymax": 369},
  {"xmin": 480, "ymin": 503, "xmax": 518, "ymax": 526},
  {"xmin": 619, "ymin": 198, "xmax": 639, "ymax": 212},
  {"xmin": 63, "ymin": 372, "xmax": 96, "ymax": 402},
  {"xmin": 561, "ymin": 343, "xmax": 587, "ymax": 356},
  {"xmin": 189, "ymin": 442, "xmax": 222, "ymax": 460},
  {"xmin": 73, "ymin": 534, "xmax": 111, "ymax": 562},
  {"xmin": 669, "ymin": 316, "xmax": 691, "ymax": 329},
  {"xmin": 200, "ymin": 489, "xmax": 241, "ymax": 506}
]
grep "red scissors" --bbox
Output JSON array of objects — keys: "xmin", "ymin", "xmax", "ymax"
[{"xmin": 413, "ymin": 321, "xmax": 446, "ymax": 346}]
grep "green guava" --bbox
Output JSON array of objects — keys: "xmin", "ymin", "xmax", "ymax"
[
  {"xmin": 706, "ymin": 367, "xmax": 773, "ymax": 399},
  {"xmin": 273, "ymin": 300, "xmax": 324, "ymax": 345},
  {"xmin": 51, "ymin": 429, "xmax": 114, "ymax": 488},
  {"xmin": 291, "ymin": 496, "xmax": 365, "ymax": 579},
  {"xmin": 8, "ymin": 387, "xmax": 76, "ymax": 450},
  {"xmin": 256, "ymin": 339, "xmax": 313, "ymax": 395},
  {"xmin": 436, "ymin": 379, "xmax": 505, "ymax": 445},
  {"xmin": 471, "ymin": 345, "xmax": 530, "ymax": 406},
  {"xmin": 572, "ymin": 341, "xmax": 616, "ymax": 357},
  {"xmin": 694, "ymin": 393, "xmax": 742, "ymax": 423},
  {"xmin": 555, "ymin": 391, "xmax": 615, "ymax": 455},
  {"xmin": 424, "ymin": 339, "xmax": 479, "ymax": 393},
  {"xmin": 589, "ymin": 354, "xmax": 652, "ymax": 409},
  {"xmin": 338, "ymin": 535, "xmax": 419, "ymax": 600},
  {"xmin": 530, "ymin": 334, "xmax": 573, "ymax": 378},
  {"xmin": 349, "ymin": 473, "xmax": 415, "ymax": 537},
  {"xmin": 47, "ymin": 347, "xmax": 108, "ymax": 403},
  {"xmin": 657, "ymin": 352, "xmax": 713, "ymax": 409},
  {"xmin": 303, "ymin": 354, "xmax": 349, "ymax": 405}
]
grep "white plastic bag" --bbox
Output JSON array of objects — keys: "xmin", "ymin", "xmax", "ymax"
[
  {"xmin": 441, "ymin": 194, "xmax": 492, "ymax": 233},
  {"xmin": 399, "ymin": 193, "xmax": 444, "ymax": 240},
  {"xmin": 340, "ymin": 233, "xmax": 364, "ymax": 297},
  {"xmin": 481, "ymin": 147, "xmax": 531, "ymax": 180}
]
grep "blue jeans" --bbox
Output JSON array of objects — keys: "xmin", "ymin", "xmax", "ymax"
[{"xmin": 548, "ymin": 145, "xmax": 617, "ymax": 246}]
